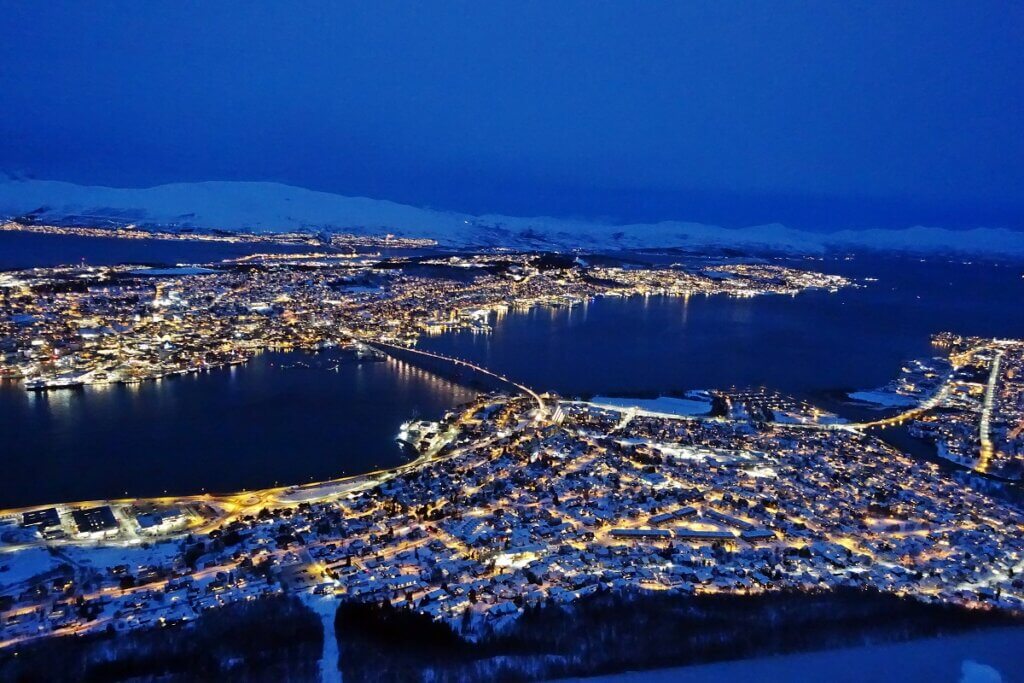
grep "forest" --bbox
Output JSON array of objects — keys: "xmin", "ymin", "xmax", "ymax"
[
  {"xmin": 334, "ymin": 587, "xmax": 1022, "ymax": 682},
  {"xmin": 0, "ymin": 595, "xmax": 323, "ymax": 683}
]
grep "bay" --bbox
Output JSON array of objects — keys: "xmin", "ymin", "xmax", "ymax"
[
  {"xmin": 0, "ymin": 351, "xmax": 476, "ymax": 508},
  {"xmin": 3, "ymin": 233, "xmax": 1024, "ymax": 508}
]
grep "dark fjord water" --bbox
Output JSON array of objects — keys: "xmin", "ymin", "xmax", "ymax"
[
  {"xmin": 420, "ymin": 256, "xmax": 1024, "ymax": 404},
  {"xmin": 2, "ymin": 231, "xmax": 1023, "ymax": 507},
  {"xmin": 1, "ymin": 353, "xmax": 477, "ymax": 508}
]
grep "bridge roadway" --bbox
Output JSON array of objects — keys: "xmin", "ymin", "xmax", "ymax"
[{"xmin": 364, "ymin": 340, "xmax": 547, "ymax": 418}]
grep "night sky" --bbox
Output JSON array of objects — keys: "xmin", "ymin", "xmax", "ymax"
[{"xmin": 1, "ymin": 1, "xmax": 1022, "ymax": 230}]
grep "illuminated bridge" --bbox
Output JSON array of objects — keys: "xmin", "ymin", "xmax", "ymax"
[{"xmin": 363, "ymin": 340, "xmax": 547, "ymax": 418}]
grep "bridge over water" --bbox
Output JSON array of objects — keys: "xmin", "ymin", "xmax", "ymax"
[{"xmin": 363, "ymin": 340, "xmax": 547, "ymax": 417}]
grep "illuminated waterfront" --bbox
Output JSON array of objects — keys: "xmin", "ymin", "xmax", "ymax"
[
  {"xmin": 4, "ymin": 5, "xmax": 1022, "ymax": 677},
  {"xmin": 0, "ymin": 229, "xmax": 318, "ymax": 269},
  {"xmin": 3, "ymin": 246, "xmax": 1023, "ymax": 508},
  {"xmin": 2, "ymin": 240, "xmax": 1024, "ymax": 667},
  {"xmin": 421, "ymin": 255, "xmax": 1024, "ymax": 406},
  {"xmin": 0, "ymin": 350, "xmax": 477, "ymax": 508}
]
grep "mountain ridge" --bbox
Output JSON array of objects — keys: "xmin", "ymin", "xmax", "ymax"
[{"xmin": 2, "ymin": 178, "xmax": 1023, "ymax": 257}]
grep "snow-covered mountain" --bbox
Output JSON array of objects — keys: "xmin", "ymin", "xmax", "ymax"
[{"xmin": 2, "ymin": 178, "xmax": 1023, "ymax": 257}]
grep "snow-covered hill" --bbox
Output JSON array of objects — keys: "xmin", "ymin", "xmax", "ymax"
[{"xmin": 2, "ymin": 178, "xmax": 1023, "ymax": 257}]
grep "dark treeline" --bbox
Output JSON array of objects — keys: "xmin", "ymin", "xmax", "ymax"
[
  {"xmin": 335, "ymin": 588, "xmax": 1023, "ymax": 682},
  {"xmin": 0, "ymin": 595, "xmax": 323, "ymax": 683}
]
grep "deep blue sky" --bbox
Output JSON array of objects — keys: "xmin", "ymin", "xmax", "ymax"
[{"xmin": 1, "ymin": 1, "xmax": 1022, "ymax": 230}]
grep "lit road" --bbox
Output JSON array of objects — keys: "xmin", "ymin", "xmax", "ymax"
[
  {"xmin": 365, "ymin": 340, "xmax": 547, "ymax": 419},
  {"xmin": 977, "ymin": 349, "xmax": 1003, "ymax": 473},
  {"xmin": 845, "ymin": 372, "xmax": 955, "ymax": 430}
]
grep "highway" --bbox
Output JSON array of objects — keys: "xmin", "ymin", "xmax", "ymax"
[
  {"xmin": 845, "ymin": 373, "xmax": 955, "ymax": 430},
  {"xmin": 977, "ymin": 349, "xmax": 1003, "ymax": 473}
]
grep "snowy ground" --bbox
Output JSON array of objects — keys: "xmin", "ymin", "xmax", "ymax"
[
  {"xmin": 613, "ymin": 438, "xmax": 717, "ymax": 462},
  {"xmin": 848, "ymin": 390, "xmax": 919, "ymax": 408},
  {"xmin": 558, "ymin": 626, "xmax": 1024, "ymax": 683},
  {"xmin": 0, "ymin": 547, "xmax": 63, "ymax": 589},
  {"xmin": 590, "ymin": 395, "xmax": 713, "ymax": 417},
  {"xmin": 59, "ymin": 540, "xmax": 184, "ymax": 570},
  {"xmin": 299, "ymin": 592, "xmax": 342, "ymax": 683},
  {"xmin": 4, "ymin": 178, "xmax": 1024, "ymax": 257},
  {"xmin": 771, "ymin": 410, "xmax": 847, "ymax": 426},
  {"xmin": 130, "ymin": 266, "xmax": 219, "ymax": 275}
]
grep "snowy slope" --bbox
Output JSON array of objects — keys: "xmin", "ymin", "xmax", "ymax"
[{"xmin": 2, "ymin": 178, "xmax": 1023, "ymax": 257}]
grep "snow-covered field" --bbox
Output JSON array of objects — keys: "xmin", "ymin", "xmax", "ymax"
[
  {"xmin": 0, "ymin": 547, "xmax": 63, "ymax": 589},
  {"xmin": 3, "ymin": 178, "xmax": 1024, "ymax": 257},
  {"xmin": 590, "ymin": 395, "xmax": 713, "ymax": 417},
  {"xmin": 0, "ymin": 530, "xmax": 184, "ymax": 590},
  {"xmin": 848, "ymin": 390, "xmax": 919, "ymax": 408},
  {"xmin": 771, "ymin": 410, "xmax": 847, "ymax": 426},
  {"xmin": 613, "ymin": 438, "xmax": 718, "ymax": 462},
  {"xmin": 59, "ymin": 540, "xmax": 183, "ymax": 570},
  {"xmin": 0, "ymin": 540, "xmax": 186, "ymax": 590},
  {"xmin": 560, "ymin": 626, "xmax": 1024, "ymax": 683}
]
